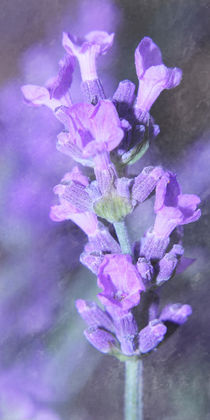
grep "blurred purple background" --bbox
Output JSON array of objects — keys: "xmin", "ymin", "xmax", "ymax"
[{"xmin": 0, "ymin": 0, "xmax": 210, "ymax": 419}]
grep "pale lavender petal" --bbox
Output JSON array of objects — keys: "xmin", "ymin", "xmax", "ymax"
[
  {"xmin": 21, "ymin": 85, "xmax": 58, "ymax": 110},
  {"xmin": 160, "ymin": 303, "xmax": 192, "ymax": 325},
  {"xmin": 139, "ymin": 319, "xmax": 167, "ymax": 354},
  {"xmin": 153, "ymin": 207, "xmax": 183, "ymax": 237}
]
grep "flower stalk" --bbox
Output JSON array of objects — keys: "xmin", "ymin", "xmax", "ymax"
[
  {"xmin": 113, "ymin": 220, "xmax": 132, "ymax": 255},
  {"xmin": 125, "ymin": 359, "xmax": 143, "ymax": 420}
]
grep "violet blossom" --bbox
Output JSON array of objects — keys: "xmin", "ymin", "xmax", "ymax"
[
  {"xmin": 21, "ymin": 55, "xmax": 74, "ymax": 111},
  {"xmin": 56, "ymin": 99, "xmax": 124, "ymax": 166},
  {"xmin": 50, "ymin": 166, "xmax": 98, "ymax": 236},
  {"xmin": 62, "ymin": 30, "xmax": 114, "ymax": 82},
  {"xmin": 135, "ymin": 36, "xmax": 182, "ymax": 113},
  {"xmin": 141, "ymin": 171, "xmax": 201, "ymax": 260},
  {"xmin": 97, "ymin": 254, "xmax": 145, "ymax": 317}
]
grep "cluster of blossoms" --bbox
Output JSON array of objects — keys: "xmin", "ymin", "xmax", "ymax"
[{"xmin": 22, "ymin": 31, "xmax": 201, "ymax": 358}]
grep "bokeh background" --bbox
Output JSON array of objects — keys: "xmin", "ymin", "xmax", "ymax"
[{"xmin": 0, "ymin": 0, "xmax": 210, "ymax": 419}]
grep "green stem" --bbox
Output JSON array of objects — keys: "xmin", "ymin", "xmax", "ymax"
[
  {"xmin": 125, "ymin": 359, "xmax": 143, "ymax": 420},
  {"xmin": 113, "ymin": 220, "xmax": 132, "ymax": 255}
]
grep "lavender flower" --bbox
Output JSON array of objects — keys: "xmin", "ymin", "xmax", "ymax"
[
  {"xmin": 21, "ymin": 55, "xmax": 74, "ymax": 111},
  {"xmin": 141, "ymin": 171, "xmax": 201, "ymax": 260},
  {"xmin": 135, "ymin": 37, "xmax": 182, "ymax": 113},
  {"xmin": 97, "ymin": 254, "xmax": 145, "ymax": 317},
  {"xmin": 139, "ymin": 320, "xmax": 167, "ymax": 354},
  {"xmin": 50, "ymin": 166, "xmax": 98, "ymax": 236},
  {"xmin": 56, "ymin": 100, "xmax": 124, "ymax": 164},
  {"xmin": 159, "ymin": 303, "xmax": 192, "ymax": 325},
  {"xmin": 153, "ymin": 171, "xmax": 201, "ymax": 237},
  {"xmin": 63, "ymin": 30, "xmax": 114, "ymax": 82},
  {"xmin": 80, "ymin": 227, "xmax": 120, "ymax": 274},
  {"xmin": 156, "ymin": 244, "xmax": 184, "ymax": 285}
]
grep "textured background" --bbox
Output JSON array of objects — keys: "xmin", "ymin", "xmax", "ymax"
[{"xmin": 0, "ymin": 0, "xmax": 210, "ymax": 419}]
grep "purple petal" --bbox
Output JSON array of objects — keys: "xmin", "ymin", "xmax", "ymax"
[
  {"xmin": 135, "ymin": 37, "xmax": 182, "ymax": 111},
  {"xmin": 176, "ymin": 256, "xmax": 195, "ymax": 274},
  {"xmin": 76, "ymin": 300, "xmax": 115, "ymax": 332},
  {"xmin": 85, "ymin": 31, "xmax": 115, "ymax": 54},
  {"xmin": 22, "ymin": 85, "xmax": 51, "ymax": 107},
  {"xmin": 88, "ymin": 100, "xmax": 124, "ymax": 154},
  {"xmin": 47, "ymin": 55, "xmax": 75, "ymax": 100},
  {"xmin": 139, "ymin": 320, "xmax": 167, "ymax": 354},
  {"xmin": 154, "ymin": 172, "xmax": 180, "ymax": 212},
  {"xmin": 97, "ymin": 254, "xmax": 144, "ymax": 315},
  {"xmin": 159, "ymin": 303, "xmax": 192, "ymax": 325},
  {"xmin": 63, "ymin": 31, "xmax": 114, "ymax": 81},
  {"xmin": 84, "ymin": 327, "xmax": 118, "ymax": 354},
  {"xmin": 135, "ymin": 37, "xmax": 163, "ymax": 78}
]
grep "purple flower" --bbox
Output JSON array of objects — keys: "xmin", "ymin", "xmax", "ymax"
[
  {"xmin": 156, "ymin": 244, "xmax": 184, "ymax": 285},
  {"xmin": 159, "ymin": 303, "xmax": 192, "ymax": 325},
  {"xmin": 63, "ymin": 30, "xmax": 114, "ymax": 82},
  {"xmin": 141, "ymin": 172, "xmax": 201, "ymax": 260},
  {"xmin": 21, "ymin": 55, "xmax": 74, "ymax": 111},
  {"xmin": 97, "ymin": 254, "xmax": 145, "ymax": 317},
  {"xmin": 153, "ymin": 171, "xmax": 201, "ymax": 238},
  {"xmin": 50, "ymin": 166, "xmax": 98, "ymax": 236},
  {"xmin": 80, "ymin": 227, "xmax": 121, "ymax": 274},
  {"xmin": 135, "ymin": 37, "xmax": 182, "ymax": 112},
  {"xmin": 76, "ymin": 300, "xmax": 138, "ymax": 356},
  {"xmin": 76, "ymin": 300, "xmax": 115, "ymax": 332},
  {"xmin": 56, "ymin": 100, "xmax": 124, "ymax": 163},
  {"xmin": 84, "ymin": 327, "xmax": 118, "ymax": 354},
  {"xmin": 139, "ymin": 319, "xmax": 167, "ymax": 354}
]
